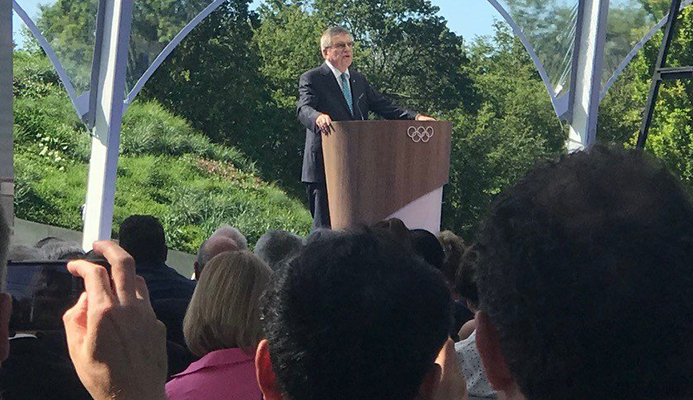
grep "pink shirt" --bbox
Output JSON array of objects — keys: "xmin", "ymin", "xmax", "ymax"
[{"xmin": 166, "ymin": 347, "xmax": 262, "ymax": 400}]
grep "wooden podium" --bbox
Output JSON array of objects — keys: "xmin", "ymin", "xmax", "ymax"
[{"xmin": 322, "ymin": 121, "xmax": 451, "ymax": 232}]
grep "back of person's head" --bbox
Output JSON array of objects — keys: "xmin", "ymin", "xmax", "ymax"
[
  {"xmin": 183, "ymin": 250, "xmax": 271, "ymax": 357},
  {"xmin": 211, "ymin": 225, "xmax": 248, "ymax": 250},
  {"xmin": 437, "ymin": 230, "xmax": 467, "ymax": 290},
  {"xmin": 260, "ymin": 228, "xmax": 452, "ymax": 400},
  {"xmin": 253, "ymin": 230, "xmax": 304, "ymax": 271},
  {"xmin": 195, "ymin": 236, "xmax": 240, "ymax": 278},
  {"xmin": 118, "ymin": 215, "xmax": 167, "ymax": 264},
  {"xmin": 475, "ymin": 145, "xmax": 693, "ymax": 400},
  {"xmin": 42, "ymin": 241, "xmax": 85, "ymax": 260},
  {"xmin": 34, "ymin": 236, "xmax": 63, "ymax": 249},
  {"xmin": 455, "ymin": 244, "xmax": 479, "ymax": 311},
  {"xmin": 8, "ymin": 245, "xmax": 44, "ymax": 261},
  {"xmin": 372, "ymin": 218, "xmax": 412, "ymax": 248},
  {"xmin": 410, "ymin": 229, "xmax": 445, "ymax": 271}
]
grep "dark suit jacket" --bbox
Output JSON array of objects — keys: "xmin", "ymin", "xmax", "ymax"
[
  {"xmin": 135, "ymin": 261, "xmax": 196, "ymax": 304},
  {"xmin": 0, "ymin": 336, "xmax": 92, "ymax": 400},
  {"xmin": 297, "ymin": 63, "xmax": 417, "ymax": 183}
]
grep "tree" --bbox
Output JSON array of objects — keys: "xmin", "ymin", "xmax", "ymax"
[{"xmin": 441, "ymin": 23, "xmax": 566, "ymax": 238}]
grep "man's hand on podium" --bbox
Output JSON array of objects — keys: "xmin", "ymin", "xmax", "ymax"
[
  {"xmin": 316, "ymin": 113, "xmax": 335, "ymax": 135},
  {"xmin": 415, "ymin": 114, "xmax": 436, "ymax": 121}
]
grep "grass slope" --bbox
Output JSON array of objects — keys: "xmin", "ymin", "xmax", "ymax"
[{"xmin": 13, "ymin": 51, "xmax": 311, "ymax": 253}]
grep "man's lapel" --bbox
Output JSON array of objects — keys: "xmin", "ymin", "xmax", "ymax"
[
  {"xmin": 320, "ymin": 63, "xmax": 354, "ymax": 118},
  {"xmin": 350, "ymin": 73, "xmax": 364, "ymax": 120}
]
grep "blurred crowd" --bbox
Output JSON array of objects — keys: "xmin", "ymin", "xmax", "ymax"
[{"xmin": 0, "ymin": 145, "xmax": 690, "ymax": 400}]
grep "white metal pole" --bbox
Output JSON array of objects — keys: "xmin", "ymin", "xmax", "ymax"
[
  {"xmin": 82, "ymin": 0, "xmax": 133, "ymax": 250},
  {"xmin": 0, "ymin": 0, "xmax": 13, "ymax": 228},
  {"xmin": 567, "ymin": 0, "xmax": 609, "ymax": 151}
]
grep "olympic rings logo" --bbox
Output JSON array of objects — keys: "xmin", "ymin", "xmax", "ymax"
[{"xmin": 407, "ymin": 126, "xmax": 434, "ymax": 143}]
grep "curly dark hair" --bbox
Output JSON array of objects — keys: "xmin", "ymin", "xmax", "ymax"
[
  {"xmin": 455, "ymin": 244, "xmax": 479, "ymax": 308},
  {"xmin": 261, "ymin": 228, "xmax": 452, "ymax": 400},
  {"xmin": 437, "ymin": 230, "xmax": 467, "ymax": 289},
  {"xmin": 476, "ymin": 145, "xmax": 693, "ymax": 400}
]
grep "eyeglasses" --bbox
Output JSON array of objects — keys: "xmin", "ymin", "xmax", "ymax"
[{"xmin": 329, "ymin": 41, "xmax": 355, "ymax": 50}]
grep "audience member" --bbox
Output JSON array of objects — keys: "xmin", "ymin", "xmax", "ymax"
[
  {"xmin": 0, "ymin": 210, "xmax": 90, "ymax": 400},
  {"xmin": 254, "ymin": 230, "xmax": 305, "ymax": 271},
  {"xmin": 256, "ymin": 228, "xmax": 460, "ymax": 400},
  {"xmin": 437, "ymin": 230, "xmax": 467, "ymax": 290},
  {"xmin": 166, "ymin": 251, "xmax": 271, "ymax": 400},
  {"xmin": 211, "ymin": 225, "xmax": 248, "ymax": 250},
  {"xmin": 64, "ymin": 234, "xmax": 467, "ymax": 400},
  {"xmin": 34, "ymin": 236, "xmax": 64, "ymax": 249},
  {"xmin": 118, "ymin": 215, "xmax": 195, "ymax": 302},
  {"xmin": 63, "ymin": 241, "xmax": 168, "ymax": 400},
  {"xmin": 372, "ymin": 218, "xmax": 412, "ymax": 248},
  {"xmin": 7, "ymin": 244, "xmax": 44, "ymax": 261},
  {"xmin": 410, "ymin": 229, "xmax": 445, "ymax": 270},
  {"xmin": 194, "ymin": 235, "xmax": 240, "ymax": 280},
  {"xmin": 455, "ymin": 245, "xmax": 480, "ymax": 340},
  {"xmin": 453, "ymin": 245, "xmax": 495, "ymax": 400},
  {"xmin": 474, "ymin": 146, "xmax": 693, "ymax": 400},
  {"xmin": 437, "ymin": 231, "xmax": 474, "ymax": 341},
  {"xmin": 42, "ymin": 240, "xmax": 85, "ymax": 260}
]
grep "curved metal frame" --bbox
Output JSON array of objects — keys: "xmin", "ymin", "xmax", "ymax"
[
  {"xmin": 600, "ymin": 0, "xmax": 693, "ymax": 100},
  {"xmin": 124, "ymin": 0, "xmax": 227, "ymax": 110},
  {"xmin": 12, "ymin": 0, "xmax": 86, "ymax": 119},
  {"xmin": 486, "ymin": 0, "xmax": 566, "ymax": 117}
]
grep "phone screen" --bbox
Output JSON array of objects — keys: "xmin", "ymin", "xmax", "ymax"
[{"xmin": 7, "ymin": 261, "xmax": 84, "ymax": 332}]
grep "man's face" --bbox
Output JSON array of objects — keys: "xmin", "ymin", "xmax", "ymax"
[{"xmin": 322, "ymin": 33, "xmax": 354, "ymax": 73}]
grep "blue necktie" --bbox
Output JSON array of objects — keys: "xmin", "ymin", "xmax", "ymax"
[{"xmin": 340, "ymin": 73, "xmax": 354, "ymax": 115}]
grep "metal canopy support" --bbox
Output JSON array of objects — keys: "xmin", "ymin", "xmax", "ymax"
[
  {"xmin": 637, "ymin": 0, "xmax": 687, "ymax": 149},
  {"xmin": 566, "ymin": 0, "xmax": 609, "ymax": 151},
  {"xmin": 0, "ymin": 0, "xmax": 12, "ymax": 229},
  {"xmin": 81, "ymin": 0, "xmax": 133, "ymax": 250}
]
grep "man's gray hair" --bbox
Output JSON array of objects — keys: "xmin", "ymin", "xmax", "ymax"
[
  {"xmin": 196, "ymin": 236, "xmax": 240, "ymax": 273},
  {"xmin": 8, "ymin": 245, "xmax": 44, "ymax": 262},
  {"xmin": 195, "ymin": 225, "xmax": 247, "ymax": 275},
  {"xmin": 42, "ymin": 241, "xmax": 85, "ymax": 260},
  {"xmin": 320, "ymin": 26, "xmax": 352, "ymax": 51},
  {"xmin": 254, "ymin": 230, "xmax": 305, "ymax": 271},
  {"xmin": 212, "ymin": 225, "xmax": 248, "ymax": 250}
]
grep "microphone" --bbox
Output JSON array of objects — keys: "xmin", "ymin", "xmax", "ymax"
[{"xmin": 356, "ymin": 93, "xmax": 365, "ymax": 120}]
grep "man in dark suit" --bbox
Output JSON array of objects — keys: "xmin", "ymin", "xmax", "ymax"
[{"xmin": 298, "ymin": 26, "xmax": 434, "ymax": 229}]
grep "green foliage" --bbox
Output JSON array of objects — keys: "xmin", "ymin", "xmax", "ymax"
[
  {"xmin": 23, "ymin": 0, "xmax": 693, "ymax": 246},
  {"xmin": 597, "ymin": 6, "xmax": 693, "ymax": 188},
  {"xmin": 441, "ymin": 24, "xmax": 566, "ymax": 238},
  {"xmin": 13, "ymin": 50, "xmax": 311, "ymax": 252}
]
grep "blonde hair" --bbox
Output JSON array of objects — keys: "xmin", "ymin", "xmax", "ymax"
[{"xmin": 183, "ymin": 250, "xmax": 272, "ymax": 357}]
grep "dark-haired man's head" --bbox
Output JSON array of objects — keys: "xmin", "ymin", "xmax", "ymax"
[
  {"xmin": 253, "ymin": 230, "xmax": 304, "ymax": 271},
  {"xmin": 455, "ymin": 245, "xmax": 479, "ymax": 312},
  {"xmin": 474, "ymin": 146, "xmax": 693, "ymax": 400},
  {"xmin": 410, "ymin": 229, "xmax": 445, "ymax": 271},
  {"xmin": 437, "ymin": 230, "xmax": 467, "ymax": 293},
  {"xmin": 256, "ymin": 228, "xmax": 452, "ymax": 400},
  {"xmin": 118, "ymin": 215, "xmax": 167, "ymax": 264}
]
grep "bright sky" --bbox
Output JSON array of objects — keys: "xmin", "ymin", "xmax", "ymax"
[{"xmin": 11, "ymin": 0, "xmax": 498, "ymax": 47}]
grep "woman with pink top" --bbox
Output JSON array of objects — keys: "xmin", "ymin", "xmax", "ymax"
[{"xmin": 166, "ymin": 251, "xmax": 272, "ymax": 400}]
